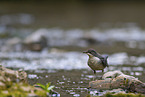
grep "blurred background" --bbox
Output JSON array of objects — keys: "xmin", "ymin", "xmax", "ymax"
[{"xmin": 0, "ymin": 0, "xmax": 145, "ymax": 97}]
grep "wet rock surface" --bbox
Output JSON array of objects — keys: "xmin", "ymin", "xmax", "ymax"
[{"xmin": 89, "ymin": 70, "xmax": 145, "ymax": 96}]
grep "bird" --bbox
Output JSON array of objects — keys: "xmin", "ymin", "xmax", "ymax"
[{"xmin": 83, "ymin": 49, "xmax": 109, "ymax": 75}]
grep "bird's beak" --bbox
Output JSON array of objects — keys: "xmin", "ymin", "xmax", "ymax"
[{"xmin": 83, "ymin": 51, "xmax": 88, "ymax": 53}]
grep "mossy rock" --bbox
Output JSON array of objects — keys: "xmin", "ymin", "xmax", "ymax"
[
  {"xmin": 0, "ymin": 83, "xmax": 47, "ymax": 97},
  {"xmin": 89, "ymin": 71, "xmax": 145, "ymax": 94},
  {"xmin": 0, "ymin": 66, "xmax": 52, "ymax": 96}
]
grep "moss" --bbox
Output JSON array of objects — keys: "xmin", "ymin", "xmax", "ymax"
[
  {"xmin": 0, "ymin": 83, "xmax": 47, "ymax": 97},
  {"xmin": 105, "ymin": 93, "xmax": 145, "ymax": 97},
  {"xmin": 85, "ymin": 94, "xmax": 99, "ymax": 97},
  {"xmin": 123, "ymin": 77, "xmax": 130, "ymax": 88},
  {"xmin": 0, "ymin": 33, "xmax": 10, "ymax": 38},
  {"xmin": 35, "ymin": 90, "xmax": 47, "ymax": 97}
]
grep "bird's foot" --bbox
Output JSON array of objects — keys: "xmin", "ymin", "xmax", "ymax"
[{"xmin": 98, "ymin": 76, "xmax": 102, "ymax": 80}]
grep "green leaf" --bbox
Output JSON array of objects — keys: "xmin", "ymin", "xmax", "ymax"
[
  {"xmin": 36, "ymin": 83, "xmax": 46, "ymax": 90},
  {"xmin": 36, "ymin": 82, "xmax": 55, "ymax": 93},
  {"xmin": 46, "ymin": 82, "xmax": 51, "ymax": 88}
]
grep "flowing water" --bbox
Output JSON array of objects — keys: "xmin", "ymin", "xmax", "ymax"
[{"xmin": 0, "ymin": 1, "xmax": 145, "ymax": 97}]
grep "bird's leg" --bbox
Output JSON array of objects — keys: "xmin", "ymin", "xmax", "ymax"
[
  {"xmin": 93, "ymin": 70, "xmax": 96, "ymax": 81},
  {"xmin": 98, "ymin": 69, "xmax": 104, "ymax": 80},
  {"xmin": 94, "ymin": 70, "xmax": 96, "ymax": 74}
]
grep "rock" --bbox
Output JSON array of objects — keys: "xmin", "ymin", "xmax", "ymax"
[
  {"xmin": 0, "ymin": 82, "xmax": 6, "ymax": 89},
  {"xmin": 0, "ymin": 65, "xmax": 27, "ymax": 89},
  {"xmin": 105, "ymin": 92, "xmax": 145, "ymax": 97},
  {"xmin": 108, "ymin": 88, "xmax": 126, "ymax": 94},
  {"xmin": 17, "ymin": 69, "xmax": 28, "ymax": 83},
  {"xmin": 27, "ymin": 93, "xmax": 38, "ymax": 97},
  {"xmin": 89, "ymin": 70, "xmax": 145, "ymax": 94},
  {"xmin": 1, "ymin": 37, "xmax": 22, "ymax": 52},
  {"xmin": 5, "ymin": 37, "xmax": 21, "ymax": 46},
  {"xmin": 0, "ymin": 65, "xmax": 47, "ymax": 96},
  {"xmin": 23, "ymin": 30, "xmax": 47, "ymax": 51},
  {"xmin": 1, "ymin": 90, "xmax": 9, "ymax": 94},
  {"xmin": 102, "ymin": 70, "xmax": 123, "ymax": 79},
  {"xmin": 0, "ymin": 65, "xmax": 27, "ymax": 83},
  {"xmin": 20, "ymin": 86, "xmax": 32, "ymax": 92},
  {"xmin": 89, "ymin": 78, "xmax": 112, "ymax": 90}
]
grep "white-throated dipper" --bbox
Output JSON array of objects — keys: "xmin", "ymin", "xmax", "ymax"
[{"xmin": 83, "ymin": 49, "xmax": 109, "ymax": 74}]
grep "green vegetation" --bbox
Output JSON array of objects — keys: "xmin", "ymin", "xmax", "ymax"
[
  {"xmin": 37, "ymin": 82, "xmax": 55, "ymax": 93},
  {"xmin": 0, "ymin": 83, "xmax": 47, "ymax": 97},
  {"xmin": 0, "ymin": 33, "xmax": 10, "ymax": 38},
  {"xmin": 105, "ymin": 93, "xmax": 145, "ymax": 97}
]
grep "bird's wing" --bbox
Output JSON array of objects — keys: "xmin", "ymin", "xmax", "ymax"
[
  {"xmin": 94, "ymin": 53, "xmax": 109, "ymax": 67},
  {"xmin": 100, "ymin": 55, "xmax": 109, "ymax": 67}
]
